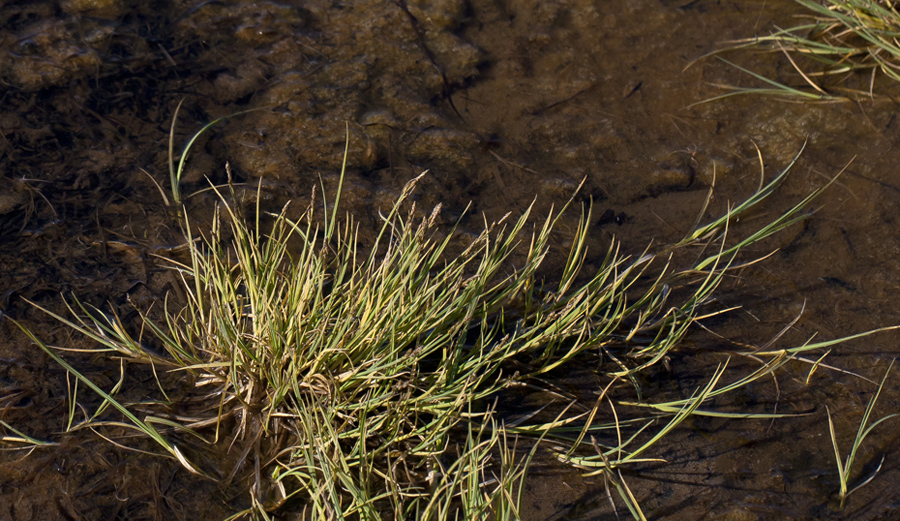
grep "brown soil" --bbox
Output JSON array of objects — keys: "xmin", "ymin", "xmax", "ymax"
[{"xmin": 3, "ymin": 0, "xmax": 900, "ymax": 519}]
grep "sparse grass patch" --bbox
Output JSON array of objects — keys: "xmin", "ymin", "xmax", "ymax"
[
  {"xmin": 697, "ymin": 0, "xmax": 900, "ymax": 102},
  {"xmin": 827, "ymin": 359, "xmax": 898, "ymax": 509}
]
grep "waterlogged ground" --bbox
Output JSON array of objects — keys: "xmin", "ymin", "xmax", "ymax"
[{"xmin": 3, "ymin": 0, "xmax": 900, "ymax": 519}]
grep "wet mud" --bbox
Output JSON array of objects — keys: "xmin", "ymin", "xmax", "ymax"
[{"xmin": 3, "ymin": 0, "xmax": 900, "ymax": 519}]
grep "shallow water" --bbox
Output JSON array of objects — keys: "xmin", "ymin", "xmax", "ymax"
[{"xmin": 3, "ymin": 0, "xmax": 900, "ymax": 519}]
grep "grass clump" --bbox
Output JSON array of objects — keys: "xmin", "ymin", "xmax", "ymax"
[
  {"xmin": 9, "ymin": 126, "xmax": 887, "ymax": 519},
  {"xmin": 698, "ymin": 0, "xmax": 900, "ymax": 102}
]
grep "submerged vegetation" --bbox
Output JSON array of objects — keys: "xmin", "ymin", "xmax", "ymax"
[
  {"xmin": 700, "ymin": 0, "xmax": 900, "ymax": 102},
  {"xmin": 6, "ymin": 118, "xmax": 898, "ymax": 519}
]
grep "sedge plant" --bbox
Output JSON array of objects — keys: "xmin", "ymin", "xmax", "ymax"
[{"xmin": 8, "ymin": 113, "xmax": 890, "ymax": 519}]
